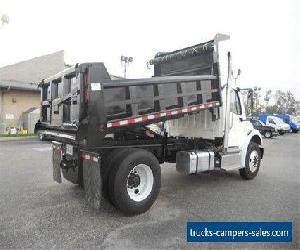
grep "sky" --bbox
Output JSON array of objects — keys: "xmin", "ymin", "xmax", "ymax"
[{"xmin": 0, "ymin": 0, "xmax": 299, "ymax": 99}]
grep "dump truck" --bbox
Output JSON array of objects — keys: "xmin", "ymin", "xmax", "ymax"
[{"xmin": 35, "ymin": 34, "xmax": 264, "ymax": 215}]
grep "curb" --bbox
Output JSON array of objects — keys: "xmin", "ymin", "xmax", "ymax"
[{"xmin": 0, "ymin": 136, "xmax": 38, "ymax": 142}]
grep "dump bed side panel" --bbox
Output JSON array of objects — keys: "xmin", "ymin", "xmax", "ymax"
[
  {"xmin": 101, "ymin": 39, "xmax": 222, "ymax": 130},
  {"xmin": 101, "ymin": 76, "xmax": 220, "ymax": 130}
]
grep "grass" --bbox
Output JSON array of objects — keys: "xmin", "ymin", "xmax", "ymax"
[{"xmin": 0, "ymin": 133, "xmax": 36, "ymax": 137}]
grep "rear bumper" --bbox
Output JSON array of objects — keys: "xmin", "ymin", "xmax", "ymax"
[{"xmin": 40, "ymin": 130, "xmax": 77, "ymax": 144}]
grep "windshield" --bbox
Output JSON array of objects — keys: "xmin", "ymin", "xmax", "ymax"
[
  {"xmin": 273, "ymin": 117, "xmax": 285, "ymax": 124},
  {"xmin": 290, "ymin": 116, "xmax": 297, "ymax": 123}
]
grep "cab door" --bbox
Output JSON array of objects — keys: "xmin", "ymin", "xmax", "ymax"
[{"xmin": 227, "ymin": 89, "xmax": 246, "ymax": 148}]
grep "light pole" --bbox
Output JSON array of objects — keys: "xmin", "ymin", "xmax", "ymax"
[
  {"xmin": 253, "ymin": 86, "xmax": 261, "ymax": 115},
  {"xmin": 121, "ymin": 56, "xmax": 133, "ymax": 78}
]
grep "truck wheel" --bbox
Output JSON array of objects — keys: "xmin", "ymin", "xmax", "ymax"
[
  {"xmin": 108, "ymin": 149, "xmax": 161, "ymax": 215},
  {"xmin": 102, "ymin": 148, "xmax": 134, "ymax": 200},
  {"xmin": 239, "ymin": 142, "xmax": 261, "ymax": 180},
  {"xmin": 263, "ymin": 131, "xmax": 272, "ymax": 138},
  {"xmin": 278, "ymin": 130, "xmax": 284, "ymax": 135}
]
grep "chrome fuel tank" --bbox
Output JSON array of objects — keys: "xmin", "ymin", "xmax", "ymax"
[{"xmin": 176, "ymin": 150, "xmax": 214, "ymax": 174}]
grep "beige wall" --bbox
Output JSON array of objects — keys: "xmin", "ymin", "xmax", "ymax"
[{"xmin": 0, "ymin": 89, "xmax": 40, "ymax": 131}]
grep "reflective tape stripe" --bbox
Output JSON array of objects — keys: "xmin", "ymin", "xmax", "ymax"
[
  {"xmin": 83, "ymin": 154, "xmax": 91, "ymax": 160},
  {"xmin": 119, "ymin": 120, "xmax": 128, "ymax": 125},
  {"xmin": 106, "ymin": 101, "xmax": 219, "ymax": 128}
]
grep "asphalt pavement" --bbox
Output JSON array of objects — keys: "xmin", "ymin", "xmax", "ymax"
[{"xmin": 0, "ymin": 134, "xmax": 299, "ymax": 249}]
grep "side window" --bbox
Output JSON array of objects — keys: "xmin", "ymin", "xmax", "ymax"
[
  {"xmin": 269, "ymin": 118, "xmax": 275, "ymax": 124},
  {"xmin": 230, "ymin": 90, "xmax": 242, "ymax": 115}
]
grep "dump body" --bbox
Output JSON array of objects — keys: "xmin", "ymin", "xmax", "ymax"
[{"xmin": 36, "ymin": 39, "xmax": 222, "ymax": 146}]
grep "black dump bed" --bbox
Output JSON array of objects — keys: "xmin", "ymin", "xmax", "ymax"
[{"xmin": 36, "ymin": 39, "xmax": 222, "ymax": 146}]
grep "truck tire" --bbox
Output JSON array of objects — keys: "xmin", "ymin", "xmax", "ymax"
[
  {"xmin": 278, "ymin": 130, "xmax": 284, "ymax": 135},
  {"xmin": 239, "ymin": 142, "xmax": 261, "ymax": 180},
  {"xmin": 108, "ymin": 149, "xmax": 161, "ymax": 215},
  {"xmin": 102, "ymin": 148, "xmax": 135, "ymax": 200},
  {"xmin": 263, "ymin": 131, "xmax": 272, "ymax": 138}
]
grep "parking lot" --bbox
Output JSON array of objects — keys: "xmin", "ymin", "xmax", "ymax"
[{"xmin": 0, "ymin": 134, "xmax": 299, "ymax": 249}]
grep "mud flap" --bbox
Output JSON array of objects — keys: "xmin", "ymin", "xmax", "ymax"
[
  {"xmin": 81, "ymin": 150, "xmax": 102, "ymax": 209},
  {"xmin": 52, "ymin": 141, "xmax": 62, "ymax": 183}
]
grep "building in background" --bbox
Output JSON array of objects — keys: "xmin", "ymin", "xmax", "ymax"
[{"xmin": 0, "ymin": 51, "xmax": 65, "ymax": 133}]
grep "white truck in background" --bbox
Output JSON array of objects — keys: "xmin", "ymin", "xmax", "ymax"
[
  {"xmin": 35, "ymin": 34, "xmax": 264, "ymax": 215},
  {"xmin": 259, "ymin": 114, "xmax": 291, "ymax": 135}
]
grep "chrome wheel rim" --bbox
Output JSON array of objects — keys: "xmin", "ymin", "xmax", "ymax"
[
  {"xmin": 127, "ymin": 164, "xmax": 154, "ymax": 202},
  {"xmin": 249, "ymin": 150, "xmax": 259, "ymax": 172}
]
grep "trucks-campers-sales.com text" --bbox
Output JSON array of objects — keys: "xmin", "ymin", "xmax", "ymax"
[{"xmin": 189, "ymin": 228, "xmax": 290, "ymax": 239}]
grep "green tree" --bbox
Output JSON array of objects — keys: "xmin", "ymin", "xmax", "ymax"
[{"xmin": 265, "ymin": 90, "xmax": 297, "ymax": 114}]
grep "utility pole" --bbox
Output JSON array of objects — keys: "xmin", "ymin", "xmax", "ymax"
[{"xmin": 121, "ymin": 56, "xmax": 133, "ymax": 78}]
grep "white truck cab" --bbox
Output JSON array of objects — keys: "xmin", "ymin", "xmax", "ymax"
[
  {"xmin": 167, "ymin": 35, "xmax": 263, "ymax": 174},
  {"xmin": 167, "ymin": 84, "xmax": 263, "ymax": 173}
]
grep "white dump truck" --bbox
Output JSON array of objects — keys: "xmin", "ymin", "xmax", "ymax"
[{"xmin": 35, "ymin": 34, "xmax": 264, "ymax": 215}]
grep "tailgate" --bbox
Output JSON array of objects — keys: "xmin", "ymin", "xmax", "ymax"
[{"xmin": 39, "ymin": 63, "xmax": 110, "ymax": 134}]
